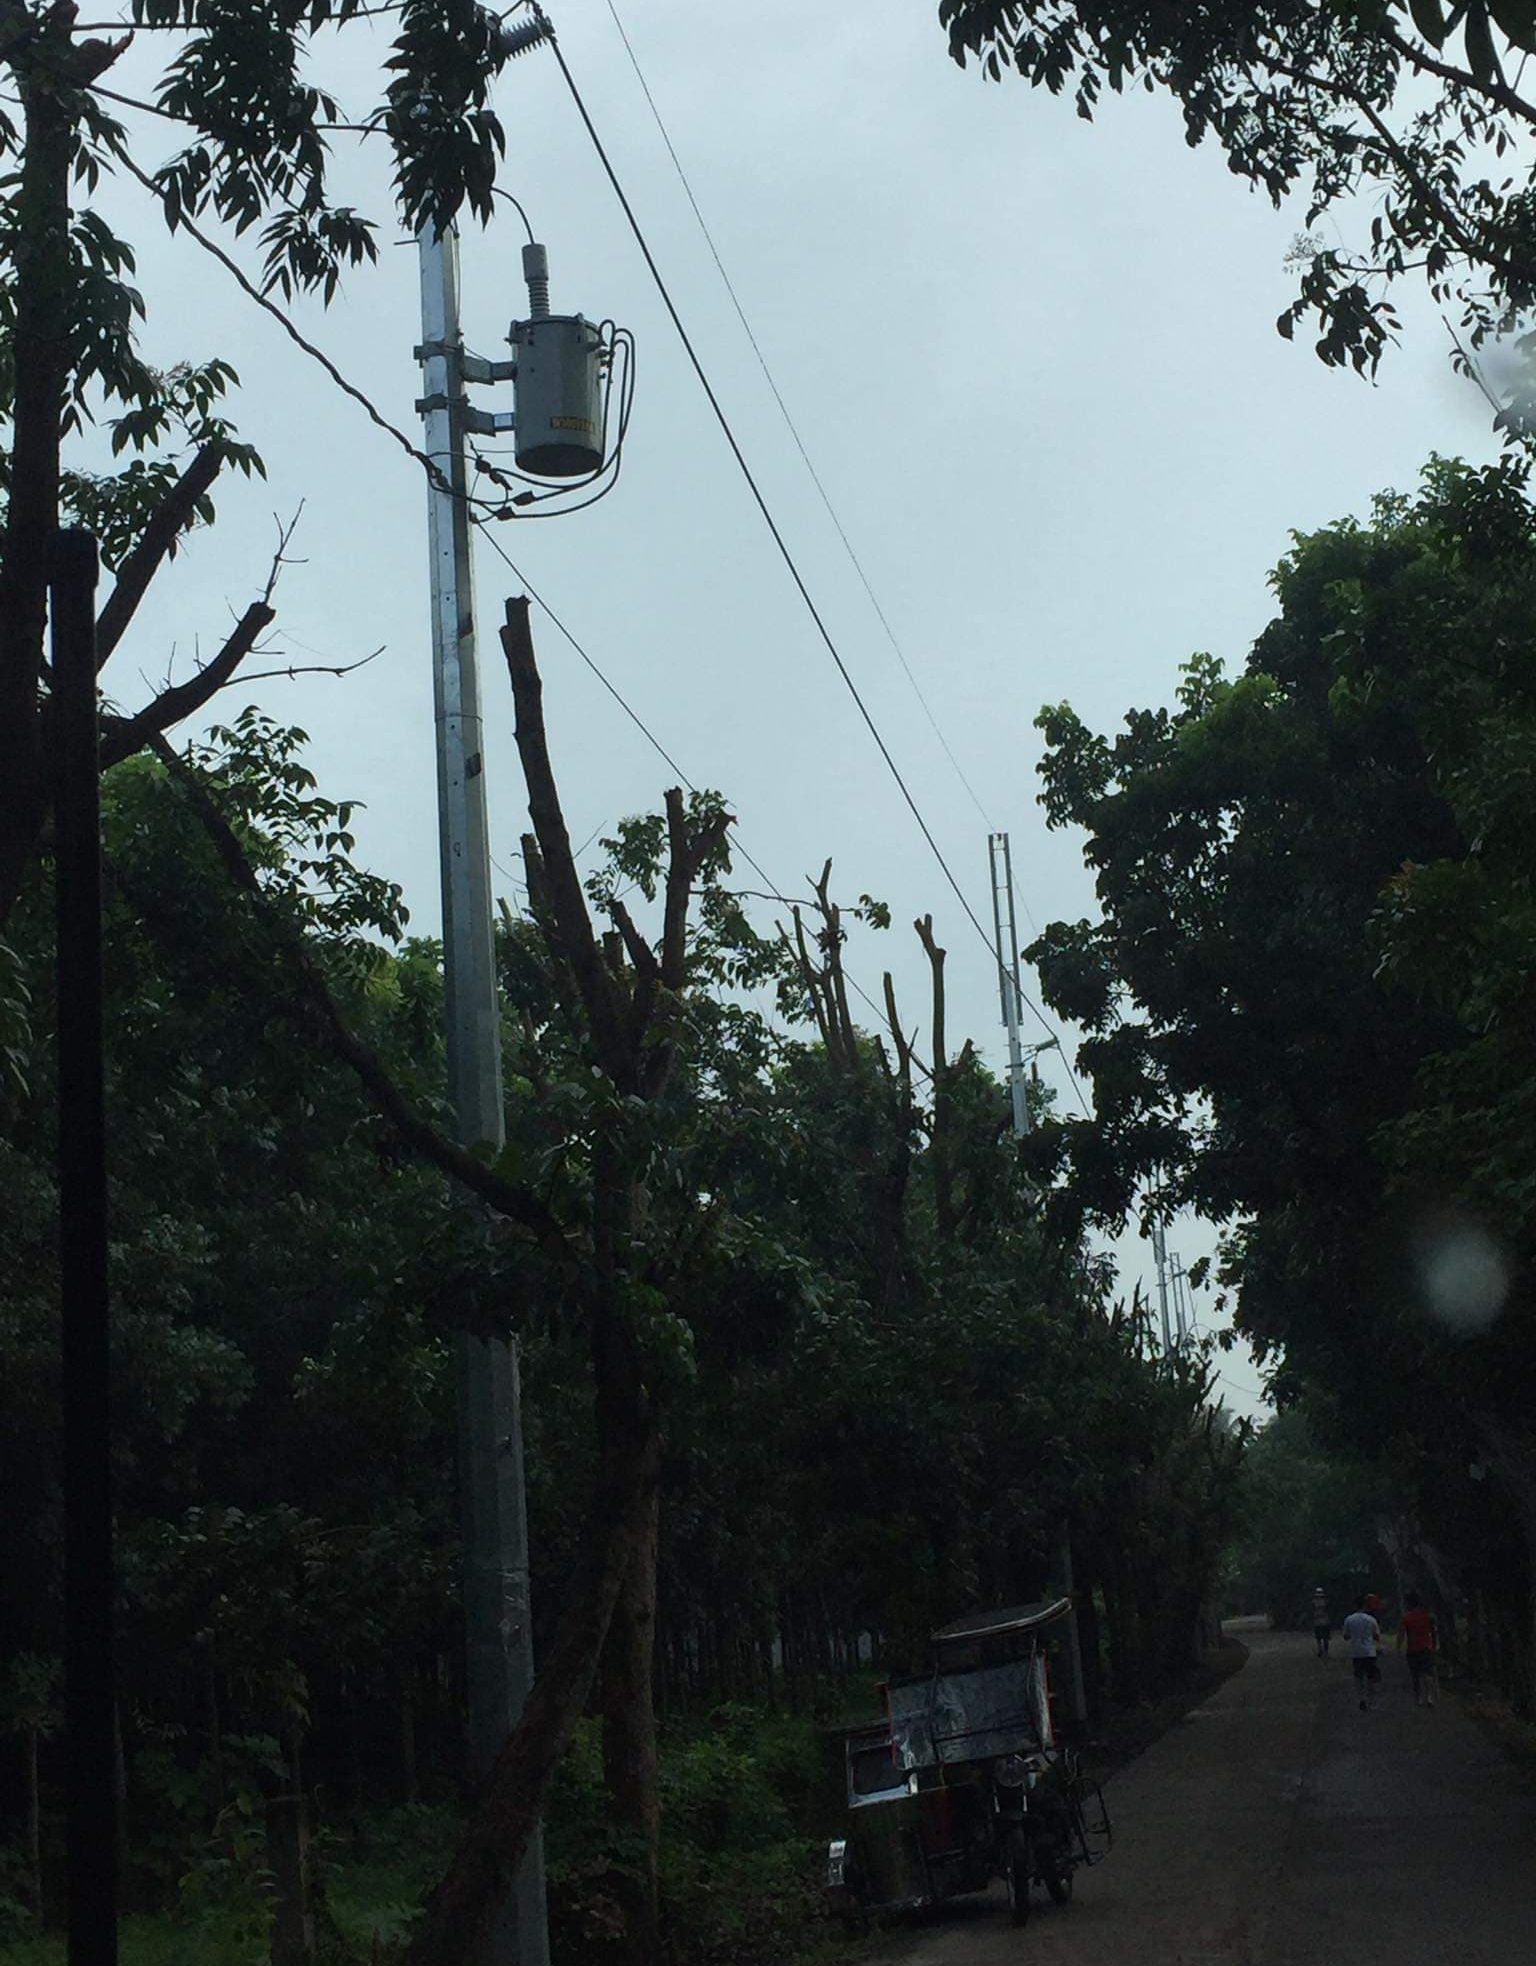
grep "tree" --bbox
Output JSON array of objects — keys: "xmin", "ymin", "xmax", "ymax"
[
  {"xmin": 1, "ymin": 654, "xmax": 1249, "ymax": 1954},
  {"xmin": 1026, "ymin": 453, "xmax": 1536, "ymax": 1706},
  {"xmin": 938, "ymin": 1, "xmax": 1536, "ymax": 412},
  {"xmin": 1223, "ymin": 1408, "xmax": 1391, "ymax": 1625},
  {"xmin": 0, "ymin": 0, "xmax": 537, "ymax": 926}
]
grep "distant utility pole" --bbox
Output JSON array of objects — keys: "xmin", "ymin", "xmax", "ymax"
[
  {"xmin": 988, "ymin": 832, "xmax": 1030, "ymax": 1137},
  {"xmin": 1170, "ymin": 1252, "xmax": 1190, "ymax": 1348},
  {"xmin": 1151, "ymin": 1204, "xmax": 1173, "ymax": 1353},
  {"xmin": 417, "ymin": 219, "xmax": 549, "ymax": 1966},
  {"xmin": 987, "ymin": 833, "xmax": 1085, "ymax": 1732}
]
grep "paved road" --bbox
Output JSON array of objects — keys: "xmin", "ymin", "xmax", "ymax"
[{"xmin": 851, "ymin": 1620, "xmax": 1536, "ymax": 1965}]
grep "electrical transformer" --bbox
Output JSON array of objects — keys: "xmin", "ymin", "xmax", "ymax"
[{"xmin": 509, "ymin": 243, "xmax": 606, "ymax": 479}]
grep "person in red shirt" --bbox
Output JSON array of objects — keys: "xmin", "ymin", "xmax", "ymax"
[{"xmin": 1397, "ymin": 1591, "xmax": 1438, "ymax": 1707}]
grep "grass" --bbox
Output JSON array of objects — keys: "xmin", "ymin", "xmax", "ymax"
[{"xmin": 0, "ymin": 1910, "xmax": 265, "ymax": 1965}]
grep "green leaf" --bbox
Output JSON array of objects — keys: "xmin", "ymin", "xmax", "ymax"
[
  {"xmin": 1406, "ymin": 0, "xmax": 1450, "ymax": 47},
  {"xmin": 1465, "ymin": 1, "xmax": 1501, "ymax": 77},
  {"xmin": 1489, "ymin": 0, "xmax": 1536, "ymax": 51}
]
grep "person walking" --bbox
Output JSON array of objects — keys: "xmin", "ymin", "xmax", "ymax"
[
  {"xmin": 1397, "ymin": 1590, "xmax": 1439, "ymax": 1707},
  {"xmin": 1310, "ymin": 1586, "xmax": 1331, "ymax": 1658},
  {"xmin": 1342, "ymin": 1594, "xmax": 1382, "ymax": 1710}
]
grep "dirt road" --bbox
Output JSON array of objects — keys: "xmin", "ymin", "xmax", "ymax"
[{"xmin": 851, "ymin": 1619, "xmax": 1536, "ymax": 1965}]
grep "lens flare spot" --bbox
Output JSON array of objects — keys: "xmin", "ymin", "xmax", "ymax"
[{"xmin": 1416, "ymin": 1222, "xmax": 1510, "ymax": 1336}]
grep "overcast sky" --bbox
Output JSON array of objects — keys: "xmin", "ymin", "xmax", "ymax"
[{"xmin": 86, "ymin": 1, "xmax": 1508, "ymax": 1420}]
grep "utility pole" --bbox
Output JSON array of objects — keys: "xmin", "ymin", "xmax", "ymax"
[
  {"xmin": 1150, "ymin": 1194, "xmax": 1173, "ymax": 1353},
  {"xmin": 1170, "ymin": 1252, "xmax": 1190, "ymax": 1347},
  {"xmin": 988, "ymin": 832, "xmax": 1030, "ymax": 1136},
  {"xmin": 417, "ymin": 220, "xmax": 549, "ymax": 1966},
  {"xmin": 987, "ymin": 833, "xmax": 1086, "ymax": 1733}
]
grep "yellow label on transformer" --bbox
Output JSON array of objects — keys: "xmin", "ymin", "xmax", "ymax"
[{"xmin": 550, "ymin": 415, "xmax": 594, "ymax": 432}]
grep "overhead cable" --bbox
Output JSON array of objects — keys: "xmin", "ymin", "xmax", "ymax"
[
  {"xmin": 602, "ymin": 0, "xmax": 996, "ymax": 835},
  {"xmin": 474, "ymin": 520, "xmax": 933, "ymax": 1077},
  {"xmin": 538, "ymin": 15, "xmax": 1087, "ymax": 1112}
]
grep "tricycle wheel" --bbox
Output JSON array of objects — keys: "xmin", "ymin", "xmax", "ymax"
[{"xmin": 1004, "ymin": 1826, "xmax": 1031, "ymax": 1927}]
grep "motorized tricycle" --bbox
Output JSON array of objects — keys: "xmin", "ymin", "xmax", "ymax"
[{"xmin": 824, "ymin": 1598, "xmax": 1111, "ymax": 1932}]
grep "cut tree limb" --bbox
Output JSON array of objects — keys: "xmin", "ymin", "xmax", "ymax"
[
  {"xmin": 95, "ymin": 443, "xmax": 224, "ymax": 667},
  {"xmin": 501, "ymin": 595, "xmax": 631, "ymax": 1083}
]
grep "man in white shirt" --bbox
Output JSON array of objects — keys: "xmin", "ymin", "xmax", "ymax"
[{"xmin": 1341, "ymin": 1596, "xmax": 1382, "ymax": 1710}]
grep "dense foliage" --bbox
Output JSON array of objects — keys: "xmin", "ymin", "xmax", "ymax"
[
  {"xmin": 0, "ymin": 0, "xmax": 564, "ymax": 932},
  {"xmin": 0, "ymin": 702, "xmax": 1239, "ymax": 1960},
  {"xmin": 1027, "ymin": 455, "xmax": 1536, "ymax": 1712},
  {"xmin": 1222, "ymin": 1409, "xmax": 1394, "ymax": 1627}
]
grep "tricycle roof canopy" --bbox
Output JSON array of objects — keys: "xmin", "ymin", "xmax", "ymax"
[{"xmin": 930, "ymin": 1597, "xmax": 1073, "ymax": 1647}]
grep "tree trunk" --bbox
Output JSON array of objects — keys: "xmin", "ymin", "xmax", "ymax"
[
  {"xmin": 1074, "ymin": 1576, "xmax": 1104, "ymax": 1723},
  {"xmin": 265, "ymin": 1787, "xmax": 314, "ymax": 1966},
  {"xmin": 1481, "ymin": 1419, "xmax": 1536, "ymax": 1716},
  {"xmin": 207, "ymin": 1648, "xmax": 225, "ymax": 1817},
  {"xmin": 600, "ymin": 1478, "xmax": 662, "ymax": 1963},
  {"xmin": 402, "ymin": 1681, "xmax": 419, "ymax": 1803},
  {"xmin": 404, "ymin": 1413, "xmax": 658, "ymax": 1966},
  {"xmin": 0, "ymin": 44, "xmax": 75, "ymax": 926},
  {"xmin": 25, "ymin": 1724, "xmax": 41, "ymax": 1922},
  {"xmin": 114, "ymin": 1698, "xmax": 129, "ymax": 1890},
  {"xmin": 264, "ymin": 1729, "xmax": 315, "ymax": 1966}
]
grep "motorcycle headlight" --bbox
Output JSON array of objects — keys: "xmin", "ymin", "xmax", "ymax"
[{"xmin": 994, "ymin": 1754, "xmax": 1029, "ymax": 1788}]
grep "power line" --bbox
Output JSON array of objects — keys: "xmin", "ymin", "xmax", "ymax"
[
  {"xmin": 538, "ymin": 15, "xmax": 1087, "ymax": 1115},
  {"xmin": 1214, "ymin": 1368, "xmax": 1272, "ymax": 1406},
  {"xmin": 477, "ymin": 521, "xmax": 696, "ymax": 787},
  {"xmin": 109, "ymin": 141, "xmax": 513, "ymax": 517},
  {"xmin": 105, "ymin": 7, "xmax": 1062, "ymax": 1107},
  {"xmin": 602, "ymin": 0, "xmax": 997, "ymax": 838},
  {"xmin": 110, "ymin": 83, "xmax": 923, "ymax": 1074}
]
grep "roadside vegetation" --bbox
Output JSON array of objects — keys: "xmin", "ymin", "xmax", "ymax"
[{"xmin": 11, "ymin": 3, "xmax": 1536, "ymax": 1962}]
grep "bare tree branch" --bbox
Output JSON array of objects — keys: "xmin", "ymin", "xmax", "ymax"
[
  {"xmin": 913, "ymin": 914, "xmax": 948, "ymax": 1081},
  {"xmin": 99, "ymin": 600, "xmax": 274, "ymax": 767},
  {"xmin": 212, "ymin": 646, "xmax": 382, "ymax": 689},
  {"xmin": 660, "ymin": 787, "xmax": 693, "ymax": 993}
]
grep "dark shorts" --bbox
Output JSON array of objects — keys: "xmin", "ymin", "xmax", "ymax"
[
  {"xmin": 1407, "ymin": 1650, "xmax": 1436, "ymax": 1682},
  {"xmin": 1352, "ymin": 1656, "xmax": 1381, "ymax": 1683},
  {"xmin": 1313, "ymin": 1624, "xmax": 1330, "ymax": 1642}
]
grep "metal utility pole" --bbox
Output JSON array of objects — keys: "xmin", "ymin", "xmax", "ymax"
[
  {"xmin": 1150, "ymin": 1194, "xmax": 1173, "ymax": 1353},
  {"xmin": 417, "ymin": 221, "xmax": 549, "ymax": 1966},
  {"xmin": 988, "ymin": 833, "xmax": 1030, "ymax": 1136},
  {"xmin": 1170, "ymin": 1252, "xmax": 1190, "ymax": 1348},
  {"xmin": 52, "ymin": 531, "xmax": 117, "ymax": 1966},
  {"xmin": 987, "ymin": 833, "xmax": 1086, "ymax": 1732}
]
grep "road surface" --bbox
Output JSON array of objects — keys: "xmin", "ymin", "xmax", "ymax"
[{"xmin": 851, "ymin": 1619, "xmax": 1536, "ymax": 1965}]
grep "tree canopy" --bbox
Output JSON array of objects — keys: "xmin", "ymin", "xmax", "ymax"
[
  {"xmin": 0, "ymin": 0, "xmax": 556, "ymax": 926},
  {"xmin": 939, "ymin": 1, "xmax": 1536, "ymax": 412},
  {"xmin": 1027, "ymin": 453, "xmax": 1536, "ymax": 1709}
]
